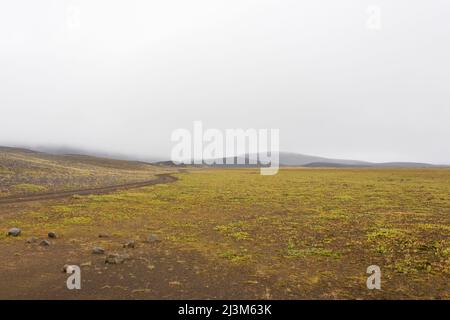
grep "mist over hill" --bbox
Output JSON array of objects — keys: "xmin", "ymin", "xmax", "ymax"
[
  {"xmin": 0, "ymin": 144, "xmax": 165, "ymax": 163},
  {"xmin": 1, "ymin": 145, "xmax": 447, "ymax": 168},
  {"xmin": 208, "ymin": 152, "xmax": 446, "ymax": 168}
]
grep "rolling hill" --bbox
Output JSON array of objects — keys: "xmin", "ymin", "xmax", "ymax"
[
  {"xmin": 206, "ymin": 152, "xmax": 444, "ymax": 168},
  {"xmin": 0, "ymin": 146, "xmax": 172, "ymax": 198}
]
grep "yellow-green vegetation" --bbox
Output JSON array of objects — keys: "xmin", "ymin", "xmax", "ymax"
[
  {"xmin": 12, "ymin": 183, "xmax": 47, "ymax": 193},
  {"xmin": 1, "ymin": 168, "xmax": 449, "ymax": 298},
  {"xmin": 214, "ymin": 221, "xmax": 252, "ymax": 240},
  {"xmin": 286, "ymin": 239, "xmax": 341, "ymax": 259}
]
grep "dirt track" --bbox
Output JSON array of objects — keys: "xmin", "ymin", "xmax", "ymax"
[{"xmin": 0, "ymin": 174, "xmax": 178, "ymax": 205}]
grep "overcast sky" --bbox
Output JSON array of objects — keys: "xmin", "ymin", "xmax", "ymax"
[{"xmin": 0, "ymin": 0, "xmax": 449, "ymax": 163}]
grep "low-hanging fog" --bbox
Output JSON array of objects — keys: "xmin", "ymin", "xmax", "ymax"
[{"xmin": 1, "ymin": 0, "xmax": 449, "ymax": 164}]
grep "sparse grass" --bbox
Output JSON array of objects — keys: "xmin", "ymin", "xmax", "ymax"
[
  {"xmin": 286, "ymin": 240, "xmax": 341, "ymax": 259},
  {"xmin": 0, "ymin": 167, "xmax": 449, "ymax": 298},
  {"xmin": 214, "ymin": 221, "xmax": 252, "ymax": 240},
  {"xmin": 219, "ymin": 249, "xmax": 252, "ymax": 263},
  {"xmin": 367, "ymin": 228, "xmax": 407, "ymax": 240},
  {"xmin": 62, "ymin": 216, "xmax": 93, "ymax": 225},
  {"xmin": 12, "ymin": 183, "xmax": 47, "ymax": 193}
]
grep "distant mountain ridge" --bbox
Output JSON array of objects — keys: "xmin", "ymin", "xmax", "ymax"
[
  {"xmin": 207, "ymin": 152, "xmax": 446, "ymax": 168},
  {"xmin": 1, "ymin": 146, "xmax": 447, "ymax": 168}
]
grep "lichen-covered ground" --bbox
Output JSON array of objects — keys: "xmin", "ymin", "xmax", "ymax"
[{"xmin": 0, "ymin": 168, "xmax": 449, "ymax": 299}]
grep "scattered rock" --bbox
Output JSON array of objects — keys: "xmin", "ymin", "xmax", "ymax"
[
  {"xmin": 80, "ymin": 261, "xmax": 92, "ymax": 267},
  {"xmin": 147, "ymin": 234, "xmax": 161, "ymax": 243},
  {"xmin": 105, "ymin": 253, "xmax": 130, "ymax": 264},
  {"xmin": 7, "ymin": 228, "xmax": 21, "ymax": 237},
  {"xmin": 123, "ymin": 240, "xmax": 135, "ymax": 248},
  {"xmin": 132, "ymin": 288, "xmax": 151, "ymax": 293},
  {"xmin": 26, "ymin": 237, "xmax": 38, "ymax": 243},
  {"xmin": 98, "ymin": 233, "xmax": 110, "ymax": 238},
  {"xmin": 48, "ymin": 232, "xmax": 57, "ymax": 239},
  {"xmin": 40, "ymin": 240, "xmax": 50, "ymax": 246},
  {"xmin": 62, "ymin": 265, "xmax": 77, "ymax": 273},
  {"xmin": 92, "ymin": 247, "xmax": 105, "ymax": 255}
]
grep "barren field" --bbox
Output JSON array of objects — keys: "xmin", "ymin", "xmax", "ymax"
[{"xmin": 0, "ymin": 162, "xmax": 449, "ymax": 299}]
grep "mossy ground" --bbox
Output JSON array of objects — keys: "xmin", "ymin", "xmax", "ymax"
[{"xmin": 0, "ymin": 168, "xmax": 449, "ymax": 299}]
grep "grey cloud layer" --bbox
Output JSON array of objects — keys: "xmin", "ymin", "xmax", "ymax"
[{"xmin": 0, "ymin": 0, "xmax": 449, "ymax": 163}]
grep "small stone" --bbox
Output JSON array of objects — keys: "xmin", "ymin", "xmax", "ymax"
[
  {"xmin": 132, "ymin": 288, "xmax": 151, "ymax": 293},
  {"xmin": 48, "ymin": 232, "xmax": 57, "ymax": 239},
  {"xmin": 62, "ymin": 265, "xmax": 77, "ymax": 273},
  {"xmin": 105, "ymin": 253, "xmax": 130, "ymax": 264},
  {"xmin": 98, "ymin": 233, "xmax": 110, "ymax": 238},
  {"xmin": 123, "ymin": 240, "xmax": 135, "ymax": 248},
  {"xmin": 80, "ymin": 261, "xmax": 92, "ymax": 267},
  {"xmin": 7, "ymin": 228, "xmax": 21, "ymax": 237},
  {"xmin": 40, "ymin": 240, "xmax": 50, "ymax": 246},
  {"xmin": 147, "ymin": 234, "xmax": 161, "ymax": 243},
  {"xmin": 92, "ymin": 247, "xmax": 105, "ymax": 255},
  {"xmin": 26, "ymin": 237, "xmax": 38, "ymax": 243}
]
